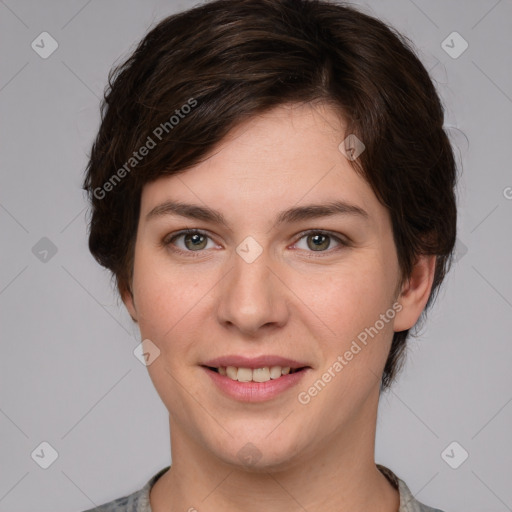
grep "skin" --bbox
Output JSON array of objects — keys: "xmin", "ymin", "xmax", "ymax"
[{"xmin": 122, "ymin": 102, "xmax": 436, "ymax": 512}]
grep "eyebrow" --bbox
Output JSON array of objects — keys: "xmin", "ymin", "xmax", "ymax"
[{"xmin": 145, "ymin": 199, "xmax": 369, "ymax": 227}]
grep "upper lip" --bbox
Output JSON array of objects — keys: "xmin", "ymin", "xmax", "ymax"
[{"xmin": 201, "ymin": 355, "xmax": 310, "ymax": 369}]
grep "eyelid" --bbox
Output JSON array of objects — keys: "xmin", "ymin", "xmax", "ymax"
[
  {"xmin": 293, "ymin": 228, "xmax": 348, "ymax": 244},
  {"xmin": 164, "ymin": 228, "xmax": 211, "ymax": 241}
]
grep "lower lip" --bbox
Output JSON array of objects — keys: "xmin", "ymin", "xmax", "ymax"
[{"xmin": 202, "ymin": 366, "xmax": 309, "ymax": 402}]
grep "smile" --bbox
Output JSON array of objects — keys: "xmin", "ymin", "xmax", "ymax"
[
  {"xmin": 201, "ymin": 365, "xmax": 310, "ymax": 402},
  {"xmin": 206, "ymin": 365, "xmax": 305, "ymax": 383}
]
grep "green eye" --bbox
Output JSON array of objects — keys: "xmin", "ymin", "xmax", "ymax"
[
  {"xmin": 293, "ymin": 230, "xmax": 348, "ymax": 255},
  {"xmin": 164, "ymin": 229, "xmax": 213, "ymax": 253},
  {"xmin": 163, "ymin": 228, "xmax": 348, "ymax": 258}
]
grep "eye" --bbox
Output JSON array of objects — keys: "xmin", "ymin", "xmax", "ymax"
[
  {"xmin": 163, "ymin": 229, "xmax": 217, "ymax": 255},
  {"xmin": 293, "ymin": 230, "xmax": 348, "ymax": 256},
  {"xmin": 163, "ymin": 228, "xmax": 349, "ymax": 258}
]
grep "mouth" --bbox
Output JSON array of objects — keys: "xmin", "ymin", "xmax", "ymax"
[
  {"xmin": 201, "ymin": 365, "xmax": 309, "ymax": 383},
  {"xmin": 201, "ymin": 363, "xmax": 311, "ymax": 402}
]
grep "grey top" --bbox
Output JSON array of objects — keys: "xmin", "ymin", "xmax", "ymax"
[{"xmin": 81, "ymin": 464, "xmax": 445, "ymax": 512}]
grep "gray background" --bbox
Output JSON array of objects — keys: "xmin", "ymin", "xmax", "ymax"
[{"xmin": 1, "ymin": 0, "xmax": 511, "ymax": 510}]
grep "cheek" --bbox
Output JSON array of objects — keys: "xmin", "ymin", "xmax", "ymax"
[
  {"xmin": 131, "ymin": 246, "xmax": 205, "ymax": 345},
  {"xmin": 296, "ymin": 256, "xmax": 399, "ymax": 398},
  {"xmin": 292, "ymin": 261, "xmax": 397, "ymax": 426},
  {"xmin": 300, "ymin": 256, "xmax": 396, "ymax": 333}
]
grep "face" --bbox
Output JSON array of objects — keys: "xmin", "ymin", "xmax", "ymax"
[{"xmin": 123, "ymin": 103, "xmax": 430, "ymax": 470}]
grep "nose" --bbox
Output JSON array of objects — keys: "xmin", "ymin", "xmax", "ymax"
[{"xmin": 215, "ymin": 245, "xmax": 290, "ymax": 336}]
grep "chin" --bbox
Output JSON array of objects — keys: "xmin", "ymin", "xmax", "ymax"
[{"xmin": 210, "ymin": 434, "xmax": 305, "ymax": 473}]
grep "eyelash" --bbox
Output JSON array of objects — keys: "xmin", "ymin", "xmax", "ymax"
[{"xmin": 162, "ymin": 228, "xmax": 349, "ymax": 259}]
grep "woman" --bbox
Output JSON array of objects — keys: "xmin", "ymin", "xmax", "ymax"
[{"xmin": 82, "ymin": 0, "xmax": 457, "ymax": 510}]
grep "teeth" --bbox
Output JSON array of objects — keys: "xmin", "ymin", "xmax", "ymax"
[
  {"xmin": 219, "ymin": 365, "xmax": 295, "ymax": 383},
  {"xmin": 269, "ymin": 366, "xmax": 282, "ymax": 379},
  {"xmin": 237, "ymin": 367, "xmax": 253, "ymax": 382},
  {"xmin": 226, "ymin": 366, "xmax": 238, "ymax": 380}
]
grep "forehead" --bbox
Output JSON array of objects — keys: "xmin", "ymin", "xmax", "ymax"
[{"xmin": 139, "ymin": 103, "xmax": 383, "ymax": 226}]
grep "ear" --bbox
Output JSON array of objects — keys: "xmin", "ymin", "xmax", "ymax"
[
  {"xmin": 393, "ymin": 254, "xmax": 436, "ymax": 332},
  {"xmin": 121, "ymin": 286, "xmax": 138, "ymax": 323}
]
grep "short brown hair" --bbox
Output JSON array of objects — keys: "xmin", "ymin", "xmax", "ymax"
[{"xmin": 83, "ymin": 0, "xmax": 458, "ymax": 392}]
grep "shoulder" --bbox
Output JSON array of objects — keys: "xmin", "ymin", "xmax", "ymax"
[
  {"xmin": 377, "ymin": 464, "xmax": 447, "ymax": 512},
  {"xmin": 79, "ymin": 466, "xmax": 171, "ymax": 512},
  {"xmin": 81, "ymin": 493, "xmax": 135, "ymax": 512},
  {"xmin": 397, "ymin": 479, "xmax": 447, "ymax": 512}
]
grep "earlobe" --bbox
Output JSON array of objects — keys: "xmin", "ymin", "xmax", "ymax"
[
  {"xmin": 393, "ymin": 254, "xmax": 436, "ymax": 332},
  {"xmin": 121, "ymin": 287, "xmax": 138, "ymax": 323}
]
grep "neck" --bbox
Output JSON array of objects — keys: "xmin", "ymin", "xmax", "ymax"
[{"xmin": 150, "ymin": 387, "xmax": 399, "ymax": 512}]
